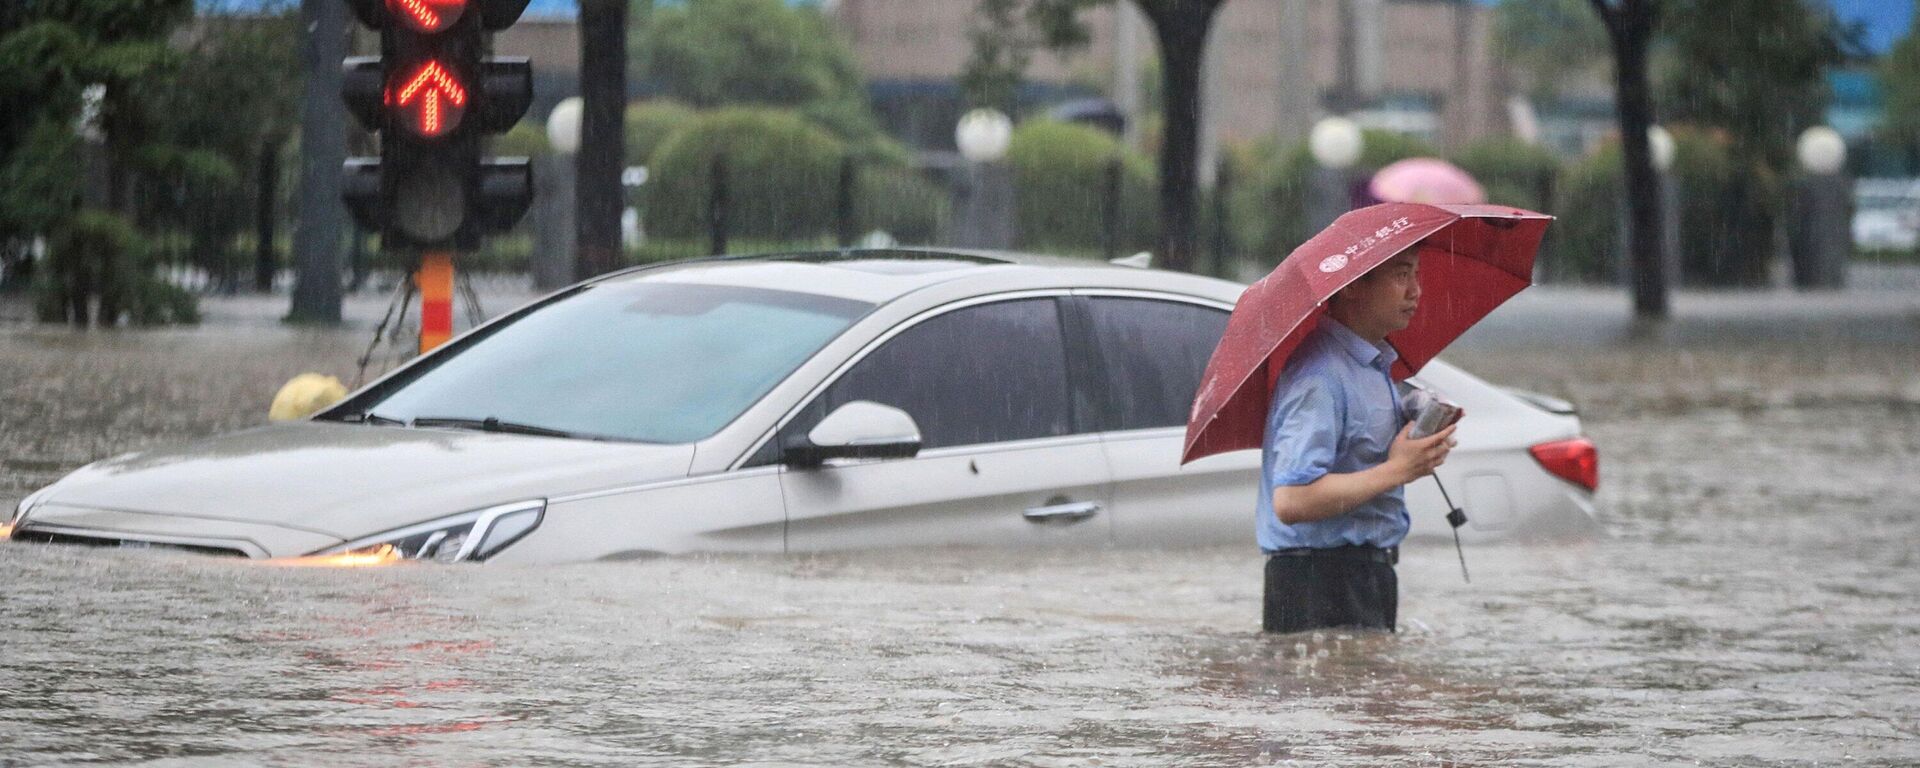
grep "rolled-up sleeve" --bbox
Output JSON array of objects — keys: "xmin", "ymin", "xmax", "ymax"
[{"xmin": 1264, "ymin": 374, "xmax": 1342, "ymax": 488}]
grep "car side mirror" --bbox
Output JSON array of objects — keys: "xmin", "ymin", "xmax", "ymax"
[{"xmin": 782, "ymin": 401, "xmax": 922, "ymax": 468}]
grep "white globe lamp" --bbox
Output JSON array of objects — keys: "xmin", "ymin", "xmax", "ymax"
[
  {"xmin": 1309, "ymin": 116, "xmax": 1363, "ymax": 170},
  {"xmin": 955, "ymin": 108, "xmax": 1013, "ymax": 163},
  {"xmin": 1647, "ymin": 125, "xmax": 1675, "ymax": 172},
  {"xmin": 1796, "ymin": 126, "xmax": 1846, "ymax": 175},
  {"xmin": 546, "ymin": 97, "xmax": 584, "ymax": 156}
]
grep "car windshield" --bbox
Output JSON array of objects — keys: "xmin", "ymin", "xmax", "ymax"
[{"xmin": 359, "ymin": 280, "xmax": 873, "ymax": 443}]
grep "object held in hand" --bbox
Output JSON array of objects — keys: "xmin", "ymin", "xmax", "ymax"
[{"xmin": 1410, "ymin": 397, "xmax": 1462, "ymax": 440}]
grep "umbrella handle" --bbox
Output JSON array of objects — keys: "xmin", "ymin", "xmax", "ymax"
[{"xmin": 1432, "ymin": 474, "xmax": 1470, "ymax": 583}]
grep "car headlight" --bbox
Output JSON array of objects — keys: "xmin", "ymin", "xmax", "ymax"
[
  {"xmin": 5, "ymin": 486, "xmax": 54, "ymax": 538},
  {"xmin": 303, "ymin": 500, "xmax": 545, "ymax": 565}
]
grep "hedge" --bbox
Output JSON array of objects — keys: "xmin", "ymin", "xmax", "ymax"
[{"xmin": 1005, "ymin": 119, "xmax": 1156, "ymax": 254}]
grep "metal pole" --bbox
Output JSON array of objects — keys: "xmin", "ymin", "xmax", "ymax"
[
  {"xmin": 709, "ymin": 153, "xmax": 729, "ymax": 256},
  {"xmin": 417, "ymin": 251, "xmax": 455, "ymax": 354},
  {"xmin": 1101, "ymin": 155, "xmax": 1122, "ymax": 260},
  {"xmin": 836, "ymin": 156, "xmax": 857, "ymax": 248}
]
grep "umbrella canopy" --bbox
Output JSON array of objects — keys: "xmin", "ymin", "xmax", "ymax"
[
  {"xmin": 1181, "ymin": 202, "xmax": 1551, "ymax": 465},
  {"xmin": 1370, "ymin": 157, "xmax": 1486, "ymax": 205}
]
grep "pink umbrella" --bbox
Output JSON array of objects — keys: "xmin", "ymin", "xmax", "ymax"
[{"xmin": 1370, "ymin": 158, "xmax": 1486, "ymax": 205}]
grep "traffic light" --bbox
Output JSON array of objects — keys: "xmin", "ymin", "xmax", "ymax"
[{"xmin": 341, "ymin": 0, "xmax": 534, "ymax": 251}]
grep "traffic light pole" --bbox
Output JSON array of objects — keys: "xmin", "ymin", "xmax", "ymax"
[{"xmin": 417, "ymin": 251, "xmax": 456, "ymax": 353}]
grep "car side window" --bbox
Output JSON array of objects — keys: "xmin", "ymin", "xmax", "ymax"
[
  {"xmin": 760, "ymin": 298, "xmax": 1075, "ymax": 461},
  {"xmin": 1086, "ymin": 297, "xmax": 1229, "ymax": 431}
]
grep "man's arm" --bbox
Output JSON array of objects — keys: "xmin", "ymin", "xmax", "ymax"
[{"xmin": 1272, "ymin": 423, "xmax": 1456, "ymax": 525}]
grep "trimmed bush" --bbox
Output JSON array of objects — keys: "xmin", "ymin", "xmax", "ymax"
[
  {"xmin": 1005, "ymin": 120, "xmax": 1156, "ymax": 254},
  {"xmin": 33, "ymin": 211, "xmax": 198, "ymax": 326},
  {"xmin": 645, "ymin": 107, "xmax": 847, "ymax": 240},
  {"xmin": 625, "ymin": 100, "xmax": 698, "ymax": 166},
  {"xmin": 1232, "ymin": 129, "xmax": 1441, "ymax": 265},
  {"xmin": 855, "ymin": 165, "xmax": 948, "ymax": 244},
  {"xmin": 1450, "ymin": 137, "xmax": 1559, "ymax": 212},
  {"xmin": 1547, "ymin": 144, "xmax": 1621, "ymax": 283}
]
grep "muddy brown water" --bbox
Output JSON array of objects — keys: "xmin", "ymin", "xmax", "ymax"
[{"xmin": 2, "ymin": 305, "xmax": 1918, "ymax": 766}]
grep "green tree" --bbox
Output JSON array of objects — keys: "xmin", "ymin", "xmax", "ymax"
[
  {"xmin": 1873, "ymin": 15, "xmax": 1920, "ymax": 152},
  {"xmin": 1883, "ymin": 14, "xmax": 1920, "ymax": 154},
  {"xmin": 1661, "ymin": 0, "xmax": 1847, "ymax": 286},
  {"xmin": 634, "ymin": 0, "xmax": 881, "ymax": 144},
  {"xmin": 1492, "ymin": 0, "xmax": 1609, "ymax": 101},
  {"xmin": 0, "ymin": 0, "xmax": 193, "ymax": 235},
  {"xmin": 0, "ymin": 0, "xmax": 206, "ymax": 324},
  {"xmin": 644, "ymin": 107, "xmax": 848, "ymax": 240},
  {"xmin": 964, "ymin": 0, "xmax": 1227, "ymax": 275},
  {"xmin": 137, "ymin": 9, "xmax": 303, "ymax": 291}
]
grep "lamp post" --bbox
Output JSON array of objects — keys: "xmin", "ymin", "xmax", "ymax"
[
  {"xmin": 1647, "ymin": 124, "xmax": 1679, "ymax": 289},
  {"xmin": 1789, "ymin": 126, "xmax": 1850, "ymax": 289},
  {"xmin": 952, "ymin": 108, "xmax": 1015, "ymax": 250},
  {"xmin": 1306, "ymin": 116, "xmax": 1362, "ymax": 233},
  {"xmin": 533, "ymin": 97, "xmax": 581, "ymax": 289}
]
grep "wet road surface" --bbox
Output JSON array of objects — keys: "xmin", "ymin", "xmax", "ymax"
[{"xmin": 2, "ymin": 284, "xmax": 1918, "ymax": 766}]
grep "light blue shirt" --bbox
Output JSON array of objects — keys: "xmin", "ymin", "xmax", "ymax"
[{"xmin": 1256, "ymin": 317, "xmax": 1409, "ymax": 552}]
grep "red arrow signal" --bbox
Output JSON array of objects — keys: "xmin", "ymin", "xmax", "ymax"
[
  {"xmin": 389, "ymin": 60, "xmax": 469, "ymax": 138},
  {"xmin": 387, "ymin": 0, "xmax": 468, "ymax": 33}
]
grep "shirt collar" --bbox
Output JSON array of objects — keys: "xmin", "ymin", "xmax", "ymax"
[{"xmin": 1319, "ymin": 316, "xmax": 1399, "ymax": 372}]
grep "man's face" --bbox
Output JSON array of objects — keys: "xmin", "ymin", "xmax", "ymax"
[{"xmin": 1335, "ymin": 250, "xmax": 1421, "ymax": 337}]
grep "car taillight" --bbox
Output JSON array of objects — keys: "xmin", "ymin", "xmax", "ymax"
[{"xmin": 1530, "ymin": 437, "xmax": 1598, "ymax": 492}]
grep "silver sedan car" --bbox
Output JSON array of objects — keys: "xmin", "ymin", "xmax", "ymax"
[{"xmin": 5, "ymin": 249, "xmax": 1599, "ymax": 563}]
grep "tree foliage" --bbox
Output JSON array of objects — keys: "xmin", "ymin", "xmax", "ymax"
[
  {"xmin": 1492, "ymin": 0, "xmax": 1609, "ymax": 101},
  {"xmin": 1659, "ymin": 0, "xmax": 1847, "ymax": 286},
  {"xmin": 1006, "ymin": 119, "xmax": 1156, "ymax": 252},
  {"xmin": 1884, "ymin": 14, "xmax": 1920, "ymax": 149},
  {"xmin": 962, "ymin": 0, "xmax": 1225, "ymax": 272},
  {"xmin": 635, "ymin": 0, "xmax": 881, "ymax": 144}
]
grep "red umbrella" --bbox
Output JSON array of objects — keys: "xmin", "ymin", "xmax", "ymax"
[{"xmin": 1182, "ymin": 202, "xmax": 1551, "ymax": 465}]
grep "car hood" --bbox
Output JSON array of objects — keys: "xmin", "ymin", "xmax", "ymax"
[{"xmin": 41, "ymin": 421, "xmax": 695, "ymax": 541}]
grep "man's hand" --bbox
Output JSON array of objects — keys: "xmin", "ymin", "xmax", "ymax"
[{"xmin": 1385, "ymin": 422, "xmax": 1456, "ymax": 484}]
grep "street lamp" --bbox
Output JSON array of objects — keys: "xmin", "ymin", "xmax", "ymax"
[
  {"xmin": 952, "ymin": 108, "xmax": 1014, "ymax": 249},
  {"xmin": 533, "ymin": 97, "xmax": 584, "ymax": 289},
  {"xmin": 1646, "ymin": 125, "xmax": 1678, "ymax": 288},
  {"xmin": 1306, "ymin": 116, "xmax": 1363, "ymax": 232},
  {"xmin": 1790, "ymin": 125, "xmax": 1850, "ymax": 289}
]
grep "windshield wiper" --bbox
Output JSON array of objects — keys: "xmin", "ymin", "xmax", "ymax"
[
  {"xmin": 409, "ymin": 416, "xmax": 577, "ymax": 439},
  {"xmin": 337, "ymin": 410, "xmax": 406, "ymax": 426}
]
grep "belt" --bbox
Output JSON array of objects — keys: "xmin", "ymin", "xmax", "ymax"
[{"xmin": 1266, "ymin": 544, "xmax": 1398, "ymax": 566}]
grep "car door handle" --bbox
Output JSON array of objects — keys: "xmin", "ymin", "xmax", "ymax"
[{"xmin": 1023, "ymin": 500, "xmax": 1102, "ymax": 523}]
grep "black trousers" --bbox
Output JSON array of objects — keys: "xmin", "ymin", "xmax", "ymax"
[{"xmin": 1262, "ymin": 546, "xmax": 1398, "ymax": 634}]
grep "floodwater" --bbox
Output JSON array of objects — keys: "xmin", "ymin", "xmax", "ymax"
[{"xmin": 3, "ymin": 287, "xmax": 1918, "ymax": 766}]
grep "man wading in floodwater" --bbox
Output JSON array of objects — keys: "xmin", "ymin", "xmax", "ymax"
[{"xmin": 1258, "ymin": 248, "xmax": 1457, "ymax": 634}]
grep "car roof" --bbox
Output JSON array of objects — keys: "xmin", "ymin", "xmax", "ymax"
[{"xmin": 587, "ymin": 247, "xmax": 1241, "ymax": 305}]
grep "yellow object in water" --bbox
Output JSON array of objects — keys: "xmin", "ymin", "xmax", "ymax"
[{"xmin": 269, "ymin": 373, "xmax": 349, "ymax": 421}]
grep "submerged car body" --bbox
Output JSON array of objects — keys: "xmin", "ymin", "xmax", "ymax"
[{"xmin": 7, "ymin": 249, "xmax": 1599, "ymax": 562}]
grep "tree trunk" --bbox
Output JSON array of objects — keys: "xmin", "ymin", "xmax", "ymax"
[
  {"xmin": 576, "ymin": 0, "xmax": 627, "ymax": 279},
  {"xmin": 1597, "ymin": 0, "xmax": 1668, "ymax": 319},
  {"xmin": 1141, "ymin": 1, "xmax": 1221, "ymax": 275},
  {"xmin": 289, "ymin": 0, "xmax": 346, "ymax": 324}
]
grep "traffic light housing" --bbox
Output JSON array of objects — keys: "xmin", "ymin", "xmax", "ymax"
[{"xmin": 341, "ymin": 0, "xmax": 534, "ymax": 251}]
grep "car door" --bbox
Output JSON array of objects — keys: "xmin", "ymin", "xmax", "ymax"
[
  {"xmin": 761, "ymin": 295, "xmax": 1114, "ymax": 552},
  {"xmin": 1069, "ymin": 293, "xmax": 1260, "ymax": 547}
]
